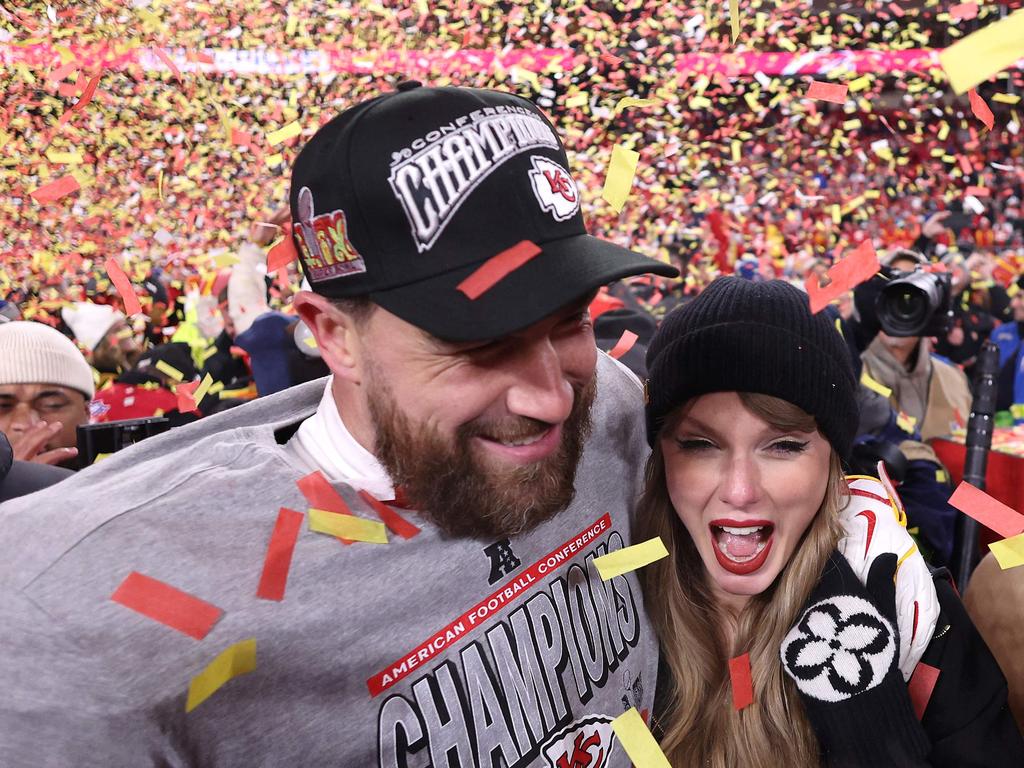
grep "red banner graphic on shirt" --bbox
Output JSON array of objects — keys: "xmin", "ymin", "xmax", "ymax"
[{"xmin": 367, "ymin": 513, "xmax": 612, "ymax": 697}]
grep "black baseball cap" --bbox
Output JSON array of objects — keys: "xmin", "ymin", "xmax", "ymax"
[{"xmin": 289, "ymin": 82, "xmax": 678, "ymax": 342}]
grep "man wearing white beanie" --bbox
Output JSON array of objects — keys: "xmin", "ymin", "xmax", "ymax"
[
  {"xmin": 0, "ymin": 321, "xmax": 94, "ymax": 467},
  {"xmin": 61, "ymin": 302, "xmax": 143, "ymax": 375}
]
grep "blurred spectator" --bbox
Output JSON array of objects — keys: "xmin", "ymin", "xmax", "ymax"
[
  {"xmin": 993, "ymin": 276, "xmax": 1024, "ymax": 421},
  {"xmin": 862, "ymin": 332, "xmax": 972, "ymax": 441},
  {"xmin": 0, "ymin": 321, "xmax": 93, "ymax": 468},
  {"xmin": 61, "ymin": 303, "xmax": 144, "ymax": 377}
]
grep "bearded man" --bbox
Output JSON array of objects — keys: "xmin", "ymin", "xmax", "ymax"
[{"xmin": 0, "ymin": 84, "xmax": 676, "ymax": 767}]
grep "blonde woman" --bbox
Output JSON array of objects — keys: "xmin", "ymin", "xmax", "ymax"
[{"xmin": 637, "ymin": 277, "xmax": 1023, "ymax": 767}]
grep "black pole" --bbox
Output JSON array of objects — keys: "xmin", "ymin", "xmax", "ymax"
[{"xmin": 953, "ymin": 340, "xmax": 1000, "ymax": 590}]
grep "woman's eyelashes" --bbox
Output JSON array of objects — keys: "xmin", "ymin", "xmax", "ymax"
[
  {"xmin": 767, "ymin": 439, "xmax": 810, "ymax": 455},
  {"xmin": 673, "ymin": 437, "xmax": 810, "ymax": 455},
  {"xmin": 674, "ymin": 437, "xmax": 716, "ymax": 452}
]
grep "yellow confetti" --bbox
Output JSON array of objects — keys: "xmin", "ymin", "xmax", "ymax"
[
  {"xmin": 731, "ymin": 140, "xmax": 742, "ymax": 164},
  {"xmin": 993, "ymin": 93, "xmax": 1021, "ymax": 105},
  {"xmin": 848, "ymin": 75, "xmax": 872, "ymax": 92},
  {"xmin": 935, "ymin": 469, "xmax": 949, "ymax": 484},
  {"xmin": 266, "ymin": 121, "xmax": 301, "ymax": 147},
  {"xmin": 611, "ymin": 708, "xmax": 671, "ymax": 768},
  {"xmin": 155, "ymin": 360, "xmax": 185, "ymax": 382},
  {"xmin": 565, "ymin": 93, "xmax": 588, "ymax": 109},
  {"xmin": 185, "ymin": 639, "xmax": 256, "ymax": 713},
  {"xmin": 285, "ymin": 14, "xmax": 298, "ymax": 36},
  {"xmin": 896, "ymin": 411, "xmax": 918, "ymax": 433},
  {"xmin": 594, "ymin": 538, "xmax": 669, "ymax": 581},
  {"xmin": 46, "ymin": 150, "xmax": 83, "ymax": 164},
  {"xmin": 989, "ymin": 533, "xmax": 1024, "ymax": 570},
  {"xmin": 193, "ymin": 373, "xmax": 215, "ymax": 403},
  {"xmin": 265, "ymin": 153, "xmax": 284, "ymax": 168},
  {"xmin": 860, "ymin": 370, "xmax": 892, "ymax": 398},
  {"xmin": 612, "ymin": 97, "xmax": 661, "ymax": 114},
  {"xmin": 729, "ymin": 0, "xmax": 740, "ymax": 43},
  {"xmin": 309, "ymin": 508, "xmax": 388, "ymax": 544},
  {"xmin": 601, "ymin": 144, "xmax": 640, "ymax": 214},
  {"xmin": 939, "ymin": 8, "xmax": 1024, "ymax": 94}
]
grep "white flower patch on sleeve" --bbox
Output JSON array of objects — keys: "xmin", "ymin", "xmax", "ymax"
[{"xmin": 781, "ymin": 595, "xmax": 896, "ymax": 703}]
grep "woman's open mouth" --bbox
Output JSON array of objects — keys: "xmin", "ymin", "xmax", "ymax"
[{"xmin": 709, "ymin": 519, "xmax": 774, "ymax": 575}]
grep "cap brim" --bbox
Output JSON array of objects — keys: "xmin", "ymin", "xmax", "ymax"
[{"xmin": 369, "ymin": 235, "xmax": 679, "ymax": 341}]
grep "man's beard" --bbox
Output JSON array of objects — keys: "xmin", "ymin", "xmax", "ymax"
[{"xmin": 369, "ymin": 372, "xmax": 596, "ymax": 539}]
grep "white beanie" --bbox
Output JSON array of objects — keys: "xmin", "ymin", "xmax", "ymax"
[
  {"xmin": 0, "ymin": 321, "xmax": 95, "ymax": 399},
  {"xmin": 60, "ymin": 302, "xmax": 124, "ymax": 352}
]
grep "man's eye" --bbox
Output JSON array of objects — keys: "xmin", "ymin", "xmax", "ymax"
[{"xmin": 674, "ymin": 438, "xmax": 715, "ymax": 452}]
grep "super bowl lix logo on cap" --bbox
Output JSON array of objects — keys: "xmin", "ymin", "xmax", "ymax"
[
  {"xmin": 294, "ymin": 187, "xmax": 366, "ymax": 283},
  {"xmin": 528, "ymin": 156, "xmax": 580, "ymax": 222},
  {"xmin": 388, "ymin": 105, "xmax": 560, "ymax": 253}
]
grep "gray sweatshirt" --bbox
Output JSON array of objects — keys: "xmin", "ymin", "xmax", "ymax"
[{"xmin": 0, "ymin": 353, "xmax": 657, "ymax": 767}]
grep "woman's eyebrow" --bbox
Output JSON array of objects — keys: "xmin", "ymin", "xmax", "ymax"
[{"xmin": 674, "ymin": 415, "xmax": 721, "ymax": 438}]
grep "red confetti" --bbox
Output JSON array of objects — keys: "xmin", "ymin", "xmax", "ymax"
[
  {"xmin": 950, "ymin": 2, "xmax": 979, "ymax": 21},
  {"xmin": 948, "ymin": 482, "xmax": 1024, "ymax": 539},
  {"xmin": 176, "ymin": 379, "xmax": 200, "ymax": 414},
  {"xmin": 297, "ymin": 471, "xmax": 355, "ymax": 544},
  {"xmin": 607, "ymin": 330, "xmax": 639, "ymax": 360},
  {"xmin": 806, "ymin": 80, "xmax": 848, "ymax": 104},
  {"xmin": 105, "ymin": 257, "xmax": 143, "ymax": 316},
  {"xmin": 153, "ymin": 47, "xmax": 184, "ymax": 83},
  {"xmin": 964, "ymin": 186, "xmax": 990, "ymax": 198},
  {"xmin": 111, "ymin": 571, "xmax": 222, "ymax": 640},
  {"xmin": 69, "ymin": 70, "xmax": 101, "ymax": 115},
  {"xmin": 30, "ymin": 175, "xmax": 80, "ymax": 204},
  {"xmin": 908, "ymin": 662, "xmax": 940, "ymax": 720},
  {"xmin": 47, "ymin": 61, "xmax": 78, "ymax": 83},
  {"xmin": 729, "ymin": 652, "xmax": 754, "ymax": 710},
  {"xmin": 805, "ymin": 239, "xmax": 880, "ymax": 314},
  {"xmin": 957, "ymin": 154, "xmax": 974, "ymax": 176},
  {"xmin": 968, "ymin": 89, "xmax": 994, "ymax": 131},
  {"xmin": 357, "ymin": 490, "xmax": 421, "ymax": 540},
  {"xmin": 267, "ymin": 224, "xmax": 299, "ymax": 273},
  {"xmin": 456, "ymin": 240, "xmax": 542, "ymax": 300},
  {"xmin": 256, "ymin": 507, "xmax": 305, "ymax": 601}
]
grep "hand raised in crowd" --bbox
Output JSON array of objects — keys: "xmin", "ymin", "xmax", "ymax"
[
  {"xmin": 248, "ymin": 205, "xmax": 291, "ymax": 247},
  {"xmin": 8, "ymin": 421, "xmax": 78, "ymax": 466},
  {"xmin": 921, "ymin": 210, "xmax": 952, "ymax": 240}
]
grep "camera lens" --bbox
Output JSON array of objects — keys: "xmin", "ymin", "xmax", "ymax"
[{"xmin": 876, "ymin": 268, "xmax": 951, "ymax": 337}]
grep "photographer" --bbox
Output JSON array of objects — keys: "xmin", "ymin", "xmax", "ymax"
[
  {"xmin": 843, "ymin": 249, "xmax": 967, "ymax": 565},
  {"xmin": 860, "ymin": 251, "xmax": 971, "ymax": 443}
]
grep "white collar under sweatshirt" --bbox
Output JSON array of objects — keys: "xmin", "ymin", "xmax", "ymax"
[{"xmin": 286, "ymin": 375, "xmax": 395, "ymax": 500}]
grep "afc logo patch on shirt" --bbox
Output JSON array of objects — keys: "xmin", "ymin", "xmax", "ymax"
[
  {"xmin": 528, "ymin": 156, "xmax": 580, "ymax": 222},
  {"xmin": 483, "ymin": 538, "xmax": 522, "ymax": 585}
]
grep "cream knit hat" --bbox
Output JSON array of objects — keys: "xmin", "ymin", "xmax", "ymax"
[
  {"xmin": 60, "ymin": 302, "xmax": 123, "ymax": 352},
  {"xmin": 0, "ymin": 321, "xmax": 95, "ymax": 399}
]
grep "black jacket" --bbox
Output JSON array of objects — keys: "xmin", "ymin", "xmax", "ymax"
[
  {"xmin": 0, "ymin": 432, "xmax": 72, "ymax": 504},
  {"xmin": 918, "ymin": 574, "xmax": 1024, "ymax": 766}
]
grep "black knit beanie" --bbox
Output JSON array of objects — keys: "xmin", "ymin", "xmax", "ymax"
[{"xmin": 644, "ymin": 277, "xmax": 859, "ymax": 459}]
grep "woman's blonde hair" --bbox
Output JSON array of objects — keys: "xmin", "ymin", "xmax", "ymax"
[{"xmin": 637, "ymin": 392, "xmax": 847, "ymax": 768}]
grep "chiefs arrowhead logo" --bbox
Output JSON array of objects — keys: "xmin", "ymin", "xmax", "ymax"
[
  {"xmin": 529, "ymin": 155, "xmax": 581, "ymax": 222},
  {"xmin": 540, "ymin": 714, "xmax": 615, "ymax": 768}
]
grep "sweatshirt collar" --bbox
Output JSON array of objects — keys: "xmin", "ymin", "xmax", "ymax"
[{"xmin": 289, "ymin": 376, "xmax": 395, "ymax": 500}]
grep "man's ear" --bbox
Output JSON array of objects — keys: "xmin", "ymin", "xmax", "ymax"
[{"xmin": 292, "ymin": 291, "xmax": 366, "ymax": 385}]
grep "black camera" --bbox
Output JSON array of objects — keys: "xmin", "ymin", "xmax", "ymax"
[
  {"xmin": 76, "ymin": 417, "xmax": 169, "ymax": 469},
  {"xmin": 875, "ymin": 267, "xmax": 953, "ymax": 337}
]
